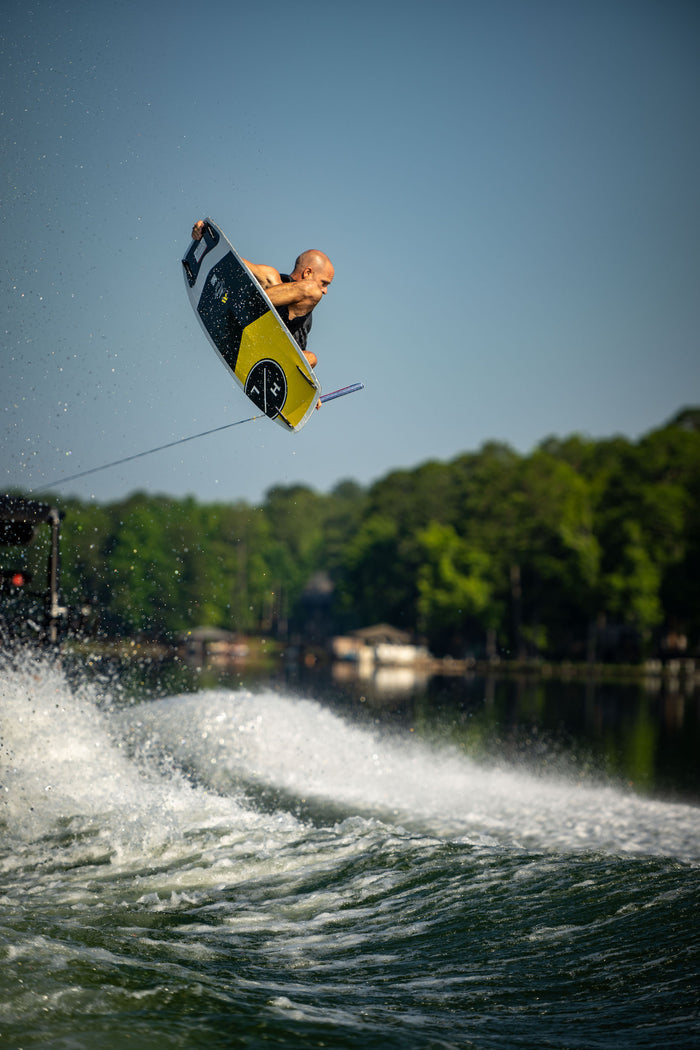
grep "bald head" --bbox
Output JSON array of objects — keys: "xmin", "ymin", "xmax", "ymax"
[
  {"xmin": 293, "ymin": 249, "xmax": 333, "ymax": 273},
  {"xmin": 290, "ymin": 249, "xmax": 335, "ymax": 298}
]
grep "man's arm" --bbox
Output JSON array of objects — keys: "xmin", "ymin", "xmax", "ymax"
[
  {"xmin": 240, "ymin": 259, "xmax": 282, "ymax": 289},
  {"xmin": 190, "ymin": 221, "xmax": 323, "ymax": 316},
  {"xmin": 242, "ymin": 264, "xmax": 322, "ymax": 315},
  {"xmin": 265, "ymin": 279, "xmax": 324, "ymax": 319},
  {"xmin": 240, "ymin": 262, "xmax": 325, "ymax": 316}
]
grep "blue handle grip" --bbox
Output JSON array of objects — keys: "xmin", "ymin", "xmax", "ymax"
[{"xmin": 319, "ymin": 382, "xmax": 364, "ymax": 404}]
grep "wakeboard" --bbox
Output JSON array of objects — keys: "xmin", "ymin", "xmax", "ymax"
[{"xmin": 182, "ymin": 219, "xmax": 321, "ymax": 432}]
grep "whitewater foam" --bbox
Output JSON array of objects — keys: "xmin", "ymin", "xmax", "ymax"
[
  {"xmin": 121, "ymin": 685, "xmax": 700, "ymax": 860},
  {"xmin": 2, "ymin": 653, "xmax": 699, "ymax": 866}
]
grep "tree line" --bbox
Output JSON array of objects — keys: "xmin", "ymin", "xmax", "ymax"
[{"xmin": 35, "ymin": 407, "xmax": 700, "ymax": 661}]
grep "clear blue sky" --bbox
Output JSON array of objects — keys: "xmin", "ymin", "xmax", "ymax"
[{"xmin": 2, "ymin": 0, "xmax": 698, "ymax": 506}]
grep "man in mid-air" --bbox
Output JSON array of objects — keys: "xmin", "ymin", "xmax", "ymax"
[{"xmin": 190, "ymin": 221, "xmax": 334, "ymax": 371}]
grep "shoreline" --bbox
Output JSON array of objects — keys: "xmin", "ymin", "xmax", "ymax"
[{"xmin": 59, "ymin": 636, "xmax": 699, "ymax": 687}]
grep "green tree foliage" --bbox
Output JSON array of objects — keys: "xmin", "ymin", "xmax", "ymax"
[
  {"xmin": 25, "ymin": 407, "xmax": 699, "ymax": 661},
  {"xmin": 335, "ymin": 514, "xmax": 410, "ymax": 628},
  {"xmin": 416, "ymin": 523, "xmax": 497, "ymax": 656},
  {"xmin": 603, "ymin": 519, "xmax": 663, "ymax": 635}
]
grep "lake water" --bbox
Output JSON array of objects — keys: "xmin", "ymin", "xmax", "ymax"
[{"xmin": 1, "ymin": 648, "xmax": 699, "ymax": 1048}]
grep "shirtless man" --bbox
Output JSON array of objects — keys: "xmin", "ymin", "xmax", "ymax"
[{"xmin": 190, "ymin": 221, "xmax": 334, "ymax": 371}]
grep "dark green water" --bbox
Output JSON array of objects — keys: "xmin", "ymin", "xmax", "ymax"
[{"xmin": 1, "ymin": 650, "xmax": 698, "ymax": 1048}]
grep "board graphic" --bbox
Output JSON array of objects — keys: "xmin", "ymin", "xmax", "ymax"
[{"xmin": 182, "ymin": 219, "xmax": 321, "ymax": 432}]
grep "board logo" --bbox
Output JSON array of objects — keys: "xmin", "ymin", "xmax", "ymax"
[
  {"xmin": 245, "ymin": 360, "xmax": 287, "ymax": 418},
  {"xmin": 210, "ymin": 274, "xmax": 228, "ymax": 301}
]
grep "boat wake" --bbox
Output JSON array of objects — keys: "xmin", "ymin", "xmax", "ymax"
[
  {"xmin": 2, "ymin": 650, "xmax": 698, "ymax": 865},
  {"xmin": 2, "ymin": 650, "xmax": 699, "ymax": 1049}
]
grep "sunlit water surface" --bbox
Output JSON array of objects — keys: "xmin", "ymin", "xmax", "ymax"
[{"xmin": 1, "ymin": 650, "xmax": 698, "ymax": 1049}]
